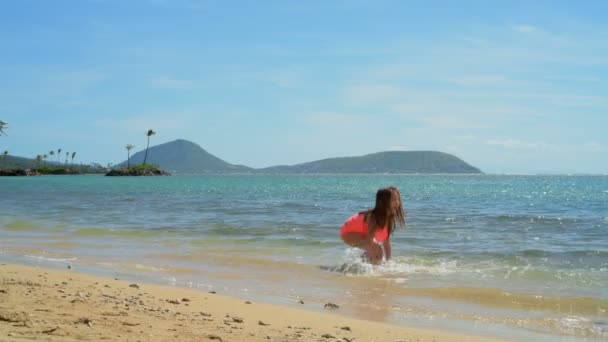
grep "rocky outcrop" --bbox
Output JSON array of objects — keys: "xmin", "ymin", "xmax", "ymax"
[
  {"xmin": 105, "ymin": 169, "xmax": 171, "ymax": 176},
  {"xmin": 0, "ymin": 169, "xmax": 41, "ymax": 176}
]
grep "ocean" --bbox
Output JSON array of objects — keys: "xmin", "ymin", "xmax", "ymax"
[{"xmin": 1, "ymin": 174, "xmax": 607, "ymax": 340}]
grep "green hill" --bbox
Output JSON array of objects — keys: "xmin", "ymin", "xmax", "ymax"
[
  {"xmin": 258, "ymin": 151, "xmax": 482, "ymax": 174},
  {"xmin": 0, "ymin": 155, "xmax": 78, "ymax": 170},
  {"xmin": 0, "ymin": 155, "xmax": 105, "ymax": 174},
  {"xmin": 1, "ymin": 155, "xmax": 39, "ymax": 169},
  {"xmin": 3, "ymin": 140, "xmax": 482, "ymax": 174},
  {"xmin": 123, "ymin": 139, "xmax": 252, "ymax": 173},
  {"xmin": 125, "ymin": 140, "xmax": 481, "ymax": 174}
]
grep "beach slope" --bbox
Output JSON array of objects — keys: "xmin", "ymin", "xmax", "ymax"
[{"xmin": 0, "ymin": 263, "xmax": 500, "ymax": 341}]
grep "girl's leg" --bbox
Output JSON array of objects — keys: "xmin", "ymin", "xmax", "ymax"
[
  {"xmin": 341, "ymin": 232, "xmax": 383, "ymax": 264},
  {"xmin": 340, "ymin": 232, "xmax": 366, "ymax": 248},
  {"xmin": 364, "ymin": 243, "xmax": 383, "ymax": 265}
]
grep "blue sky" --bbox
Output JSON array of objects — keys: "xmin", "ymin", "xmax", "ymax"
[{"xmin": 1, "ymin": 0, "xmax": 606, "ymax": 174}]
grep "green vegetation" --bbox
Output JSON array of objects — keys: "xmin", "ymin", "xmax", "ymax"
[
  {"xmin": 2, "ymin": 150, "xmax": 8, "ymax": 168},
  {"xmin": 105, "ymin": 163, "xmax": 170, "ymax": 176},
  {"xmin": 126, "ymin": 163, "xmax": 160, "ymax": 173},
  {"xmin": 106, "ymin": 129, "xmax": 170, "ymax": 176},
  {"xmin": 0, "ymin": 155, "xmax": 106, "ymax": 175},
  {"xmin": 0, "ymin": 121, "xmax": 94, "ymax": 176}
]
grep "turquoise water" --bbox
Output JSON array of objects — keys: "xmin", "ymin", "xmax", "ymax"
[{"xmin": 1, "ymin": 175, "xmax": 607, "ymax": 340}]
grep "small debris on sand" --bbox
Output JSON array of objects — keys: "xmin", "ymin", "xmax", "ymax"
[
  {"xmin": 324, "ymin": 303, "xmax": 340, "ymax": 310},
  {"xmin": 75, "ymin": 317, "xmax": 93, "ymax": 327}
]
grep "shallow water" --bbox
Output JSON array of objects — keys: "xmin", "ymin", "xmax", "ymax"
[{"xmin": 1, "ymin": 174, "xmax": 607, "ymax": 340}]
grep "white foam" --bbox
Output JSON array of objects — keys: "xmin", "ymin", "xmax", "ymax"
[
  {"xmin": 557, "ymin": 315, "xmax": 591, "ymax": 330},
  {"xmin": 377, "ymin": 258, "xmax": 460, "ymax": 275},
  {"xmin": 134, "ymin": 263, "xmax": 166, "ymax": 272},
  {"xmin": 337, "ymin": 250, "xmax": 463, "ymax": 276},
  {"xmin": 25, "ymin": 255, "xmax": 77, "ymax": 263}
]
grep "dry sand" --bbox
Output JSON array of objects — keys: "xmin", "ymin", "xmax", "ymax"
[{"xmin": 0, "ymin": 263, "xmax": 502, "ymax": 341}]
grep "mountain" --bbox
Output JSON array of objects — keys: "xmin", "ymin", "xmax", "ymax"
[
  {"xmin": 3, "ymin": 140, "xmax": 481, "ymax": 174},
  {"xmin": 258, "ymin": 151, "xmax": 482, "ymax": 174},
  {"xmin": 123, "ymin": 140, "xmax": 480, "ymax": 174},
  {"xmin": 122, "ymin": 139, "xmax": 252, "ymax": 173}
]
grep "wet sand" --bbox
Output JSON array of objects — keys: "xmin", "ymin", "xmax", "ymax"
[{"xmin": 0, "ymin": 263, "xmax": 504, "ymax": 342}]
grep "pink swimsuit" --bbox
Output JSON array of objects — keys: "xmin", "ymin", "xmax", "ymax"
[{"xmin": 340, "ymin": 213, "xmax": 389, "ymax": 242}]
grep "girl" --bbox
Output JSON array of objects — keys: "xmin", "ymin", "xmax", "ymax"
[{"xmin": 340, "ymin": 187, "xmax": 406, "ymax": 264}]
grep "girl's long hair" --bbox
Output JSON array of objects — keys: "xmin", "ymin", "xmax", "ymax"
[{"xmin": 360, "ymin": 187, "xmax": 406, "ymax": 237}]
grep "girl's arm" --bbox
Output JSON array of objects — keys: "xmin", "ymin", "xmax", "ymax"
[{"xmin": 382, "ymin": 238, "xmax": 392, "ymax": 260}]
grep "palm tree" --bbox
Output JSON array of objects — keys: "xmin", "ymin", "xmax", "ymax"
[
  {"xmin": 57, "ymin": 149, "xmax": 62, "ymax": 163},
  {"xmin": 71, "ymin": 152, "xmax": 76, "ymax": 164},
  {"xmin": 49, "ymin": 150, "xmax": 55, "ymax": 165},
  {"xmin": 43, "ymin": 154, "xmax": 48, "ymax": 166},
  {"xmin": 125, "ymin": 144, "xmax": 135, "ymax": 169},
  {"xmin": 36, "ymin": 155, "xmax": 42, "ymax": 169},
  {"xmin": 143, "ymin": 129, "xmax": 156, "ymax": 165},
  {"xmin": 0, "ymin": 120, "xmax": 7, "ymax": 136},
  {"xmin": 65, "ymin": 152, "xmax": 69, "ymax": 168},
  {"xmin": 2, "ymin": 150, "xmax": 8, "ymax": 169}
]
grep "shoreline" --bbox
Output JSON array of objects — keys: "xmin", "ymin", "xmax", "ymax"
[{"xmin": 0, "ymin": 262, "xmax": 502, "ymax": 341}]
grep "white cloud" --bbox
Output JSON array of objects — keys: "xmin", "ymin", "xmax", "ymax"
[
  {"xmin": 446, "ymin": 74, "xmax": 509, "ymax": 87},
  {"xmin": 512, "ymin": 24, "xmax": 539, "ymax": 34},
  {"xmin": 342, "ymin": 84, "xmax": 403, "ymax": 104},
  {"xmin": 49, "ymin": 70, "xmax": 107, "ymax": 85},
  {"xmin": 532, "ymin": 93, "xmax": 608, "ymax": 108},
  {"xmin": 146, "ymin": 0, "xmax": 206, "ymax": 10},
  {"xmin": 267, "ymin": 71, "xmax": 299, "ymax": 88},
  {"xmin": 94, "ymin": 111, "xmax": 195, "ymax": 134},
  {"xmin": 147, "ymin": 76, "xmax": 193, "ymax": 89},
  {"xmin": 485, "ymin": 139, "xmax": 604, "ymax": 152},
  {"xmin": 304, "ymin": 111, "xmax": 372, "ymax": 128},
  {"xmin": 485, "ymin": 139, "xmax": 553, "ymax": 150},
  {"xmin": 581, "ymin": 141, "xmax": 604, "ymax": 152},
  {"xmin": 418, "ymin": 116, "xmax": 489, "ymax": 130},
  {"xmin": 545, "ymin": 75, "xmax": 601, "ymax": 83},
  {"xmin": 454, "ymin": 135, "xmax": 477, "ymax": 141}
]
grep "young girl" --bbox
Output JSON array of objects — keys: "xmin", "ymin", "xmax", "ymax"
[{"xmin": 340, "ymin": 187, "xmax": 406, "ymax": 264}]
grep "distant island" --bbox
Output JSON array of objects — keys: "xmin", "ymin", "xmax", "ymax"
[
  {"xmin": 1, "ymin": 139, "xmax": 482, "ymax": 176},
  {"xmin": 119, "ymin": 139, "xmax": 482, "ymax": 174},
  {"xmin": 105, "ymin": 164, "xmax": 171, "ymax": 176},
  {"xmin": 0, "ymin": 155, "xmax": 106, "ymax": 176},
  {"xmin": 258, "ymin": 150, "xmax": 481, "ymax": 174},
  {"xmin": 122, "ymin": 139, "xmax": 251, "ymax": 174}
]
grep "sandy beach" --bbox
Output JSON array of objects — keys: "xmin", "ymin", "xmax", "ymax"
[{"xmin": 0, "ymin": 263, "xmax": 502, "ymax": 342}]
